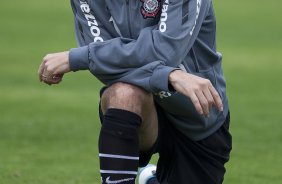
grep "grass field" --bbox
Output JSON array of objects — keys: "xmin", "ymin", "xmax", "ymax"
[{"xmin": 0, "ymin": 0, "xmax": 281, "ymax": 183}]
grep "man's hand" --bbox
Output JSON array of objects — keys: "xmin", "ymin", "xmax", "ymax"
[
  {"xmin": 38, "ymin": 51, "xmax": 71, "ymax": 85},
  {"xmin": 169, "ymin": 70, "xmax": 223, "ymax": 117}
]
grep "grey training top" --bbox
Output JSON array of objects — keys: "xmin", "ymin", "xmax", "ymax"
[{"xmin": 69, "ymin": 0, "xmax": 229, "ymax": 141}]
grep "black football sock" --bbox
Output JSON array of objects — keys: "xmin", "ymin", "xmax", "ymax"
[{"xmin": 99, "ymin": 108, "xmax": 141, "ymax": 184}]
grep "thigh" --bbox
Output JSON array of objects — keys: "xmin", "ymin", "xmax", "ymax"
[{"xmin": 157, "ymin": 112, "xmax": 232, "ymax": 184}]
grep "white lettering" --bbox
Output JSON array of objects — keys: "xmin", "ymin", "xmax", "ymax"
[
  {"xmin": 80, "ymin": 4, "xmax": 90, "ymax": 13},
  {"xmin": 88, "ymin": 20, "xmax": 98, "ymax": 27},
  {"xmin": 79, "ymin": 0, "xmax": 104, "ymax": 42},
  {"xmin": 162, "ymin": 4, "xmax": 168, "ymax": 12},
  {"xmin": 94, "ymin": 37, "xmax": 104, "ymax": 42},
  {"xmin": 159, "ymin": 0, "xmax": 169, "ymax": 32},
  {"xmin": 84, "ymin": 14, "xmax": 95, "ymax": 21},
  {"xmin": 90, "ymin": 26, "xmax": 101, "ymax": 36},
  {"xmin": 160, "ymin": 11, "xmax": 168, "ymax": 22},
  {"xmin": 158, "ymin": 91, "xmax": 172, "ymax": 99},
  {"xmin": 159, "ymin": 22, "xmax": 167, "ymax": 32}
]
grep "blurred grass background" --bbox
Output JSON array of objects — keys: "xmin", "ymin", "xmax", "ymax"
[{"xmin": 0, "ymin": 0, "xmax": 281, "ymax": 183}]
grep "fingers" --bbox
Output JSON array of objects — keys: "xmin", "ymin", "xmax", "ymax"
[
  {"xmin": 196, "ymin": 91, "xmax": 210, "ymax": 117},
  {"xmin": 189, "ymin": 92, "xmax": 204, "ymax": 115},
  {"xmin": 39, "ymin": 59, "xmax": 63, "ymax": 85},
  {"xmin": 169, "ymin": 71, "xmax": 224, "ymax": 116},
  {"xmin": 197, "ymin": 82, "xmax": 223, "ymax": 116},
  {"xmin": 39, "ymin": 65, "xmax": 54, "ymax": 84},
  {"xmin": 38, "ymin": 60, "xmax": 46, "ymax": 82},
  {"xmin": 42, "ymin": 75, "xmax": 63, "ymax": 85},
  {"xmin": 43, "ymin": 77, "xmax": 62, "ymax": 85},
  {"xmin": 208, "ymin": 84, "xmax": 223, "ymax": 111},
  {"xmin": 51, "ymin": 74, "xmax": 64, "ymax": 84},
  {"xmin": 38, "ymin": 54, "xmax": 54, "ymax": 82},
  {"xmin": 203, "ymin": 88, "xmax": 215, "ymax": 109},
  {"xmin": 38, "ymin": 52, "xmax": 70, "ymax": 85}
]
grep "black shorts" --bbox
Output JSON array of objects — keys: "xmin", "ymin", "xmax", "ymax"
[{"xmin": 139, "ymin": 105, "xmax": 232, "ymax": 184}]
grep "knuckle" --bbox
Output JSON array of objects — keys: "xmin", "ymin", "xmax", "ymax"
[
  {"xmin": 205, "ymin": 79, "xmax": 211, "ymax": 84},
  {"xmin": 208, "ymin": 99, "xmax": 214, "ymax": 104},
  {"xmin": 193, "ymin": 86, "xmax": 200, "ymax": 92},
  {"xmin": 192, "ymin": 99, "xmax": 200, "ymax": 106},
  {"xmin": 198, "ymin": 81, "xmax": 204, "ymax": 87},
  {"xmin": 184, "ymin": 88, "xmax": 192, "ymax": 95},
  {"xmin": 203, "ymin": 80, "xmax": 210, "ymax": 87},
  {"xmin": 46, "ymin": 66, "xmax": 53, "ymax": 72},
  {"xmin": 46, "ymin": 53, "xmax": 52, "ymax": 58},
  {"xmin": 44, "ymin": 61, "xmax": 49, "ymax": 67},
  {"xmin": 43, "ymin": 53, "xmax": 54, "ymax": 61},
  {"xmin": 43, "ymin": 54, "xmax": 49, "ymax": 61},
  {"xmin": 202, "ymin": 100, "xmax": 208, "ymax": 107},
  {"xmin": 196, "ymin": 106, "xmax": 203, "ymax": 113},
  {"xmin": 214, "ymin": 93, "xmax": 220, "ymax": 99},
  {"xmin": 194, "ymin": 101, "xmax": 200, "ymax": 107},
  {"xmin": 208, "ymin": 81, "xmax": 213, "ymax": 87}
]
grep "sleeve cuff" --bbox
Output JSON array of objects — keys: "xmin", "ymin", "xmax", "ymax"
[
  {"xmin": 69, "ymin": 46, "xmax": 90, "ymax": 71},
  {"xmin": 149, "ymin": 65, "xmax": 178, "ymax": 92}
]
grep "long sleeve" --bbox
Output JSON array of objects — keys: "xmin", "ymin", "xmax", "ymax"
[{"xmin": 69, "ymin": 0, "xmax": 211, "ymax": 92}]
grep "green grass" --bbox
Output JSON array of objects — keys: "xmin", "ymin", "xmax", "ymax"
[{"xmin": 0, "ymin": 0, "xmax": 281, "ymax": 183}]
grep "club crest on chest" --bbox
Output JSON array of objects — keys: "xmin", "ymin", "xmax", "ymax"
[{"xmin": 140, "ymin": 0, "xmax": 161, "ymax": 19}]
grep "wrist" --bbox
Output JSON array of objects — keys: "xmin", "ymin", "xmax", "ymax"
[{"xmin": 169, "ymin": 69, "xmax": 182, "ymax": 84}]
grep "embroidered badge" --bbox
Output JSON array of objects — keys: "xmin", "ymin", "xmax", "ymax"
[{"xmin": 140, "ymin": 0, "xmax": 161, "ymax": 19}]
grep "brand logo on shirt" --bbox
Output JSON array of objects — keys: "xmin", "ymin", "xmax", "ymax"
[
  {"xmin": 140, "ymin": 0, "xmax": 161, "ymax": 19},
  {"xmin": 79, "ymin": 0, "xmax": 104, "ymax": 42},
  {"xmin": 159, "ymin": 0, "xmax": 169, "ymax": 32}
]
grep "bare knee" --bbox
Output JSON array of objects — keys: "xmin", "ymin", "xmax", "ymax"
[
  {"xmin": 101, "ymin": 82, "xmax": 153, "ymax": 116},
  {"xmin": 101, "ymin": 82, "xmax": 158, "ymax": 151}
]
